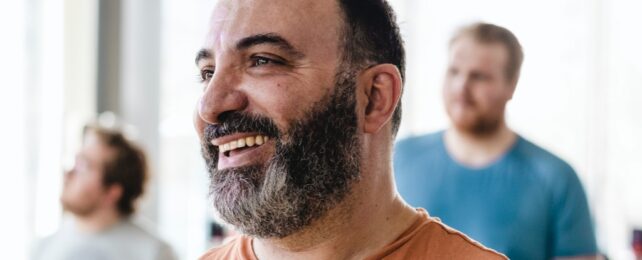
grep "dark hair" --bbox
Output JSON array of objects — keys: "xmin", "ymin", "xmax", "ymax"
[
  {"xmin": 84, "ymin": 125, "xmax": 148, "ymax": 217},
  {"xmin": 336, "ymin": 0, "xmax": 405, "ymax": 136},
  {"xmin": 450, "ymin": 22, "xmax": 524, "ymax": 84}
]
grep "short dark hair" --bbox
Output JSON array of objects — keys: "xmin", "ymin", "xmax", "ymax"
[
  {"xmin": 84, "ymin": 125, "xmax": 148, "ymax": 217},
  {"xmin": 450, "ymin": 22, "xmax": 524, "ymax": 84},
  {"xmin": 336, "ymin": 0, "xmax": 405, "ymax": 136}
]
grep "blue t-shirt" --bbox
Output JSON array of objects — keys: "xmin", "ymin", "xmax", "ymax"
[{"xmin": 394, "ymin": 131, "xmax": 597, "ymax": 260}]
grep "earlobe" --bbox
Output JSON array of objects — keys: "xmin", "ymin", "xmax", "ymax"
[
  {"xmin": 361, "ymin": 64, "xmax": 402, "ymax": 134},
  {"xmin": 106, "ymin": 185, "xmax": 124, "ymax": 205}
]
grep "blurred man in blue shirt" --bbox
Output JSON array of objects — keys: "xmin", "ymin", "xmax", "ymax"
[{"xmin": 394, "ymin": 22, "xmax": 599, "ymax": 260}]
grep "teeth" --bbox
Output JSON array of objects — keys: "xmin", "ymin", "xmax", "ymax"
[
  {"xmin": 217, "ymin": 135, "xmax": 270, "ymax": 153},
  {"xmin": 246, "ymin": 136, "xmax": 255, "ymax": 147}
]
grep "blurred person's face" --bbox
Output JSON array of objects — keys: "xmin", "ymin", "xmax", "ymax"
[
  {"xmin": 61, "ymin": 132, "xmax": 114, "ymax": 216},
  {"xmin": 443, "ymin": 36, "xmax": 515, "ymax": 135},
  {"xmin": 194, "ymin": 0, "xmax": 361, "ymax": 238}
]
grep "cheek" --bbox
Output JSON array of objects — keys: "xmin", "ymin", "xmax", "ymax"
[
  {"xmin": 250, "ymin": 81, "xmax": 323, "ymax": 124},
  {"xmin": 442, "ymin": 80, "xmax": 465, "ymax": 104},
  {"xmin": 487, "ymin": 88, "xmax": 510, "ymax": 105},
  {"xmin": 475, "ymin": 89, "xmax": 507, "ymax": 113},
  {"xmin": 442, "ymin": 78, "xmax": 453, "ymax": 94},
  {"xmin": 65, "ymin": 179, "xmax": 91, "ymax": 199},
  {"xmin": 444, "ymin": 87, "xmax": 458, "ymax": 104},
  {"xmin": 74, "ymin": 174, "xmax": 103, "ymax": 193},
  {"xmin": 443, "ymin": 90, "xmax": 462, "ymax": 114}
]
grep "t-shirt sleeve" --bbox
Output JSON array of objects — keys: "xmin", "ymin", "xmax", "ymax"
[{"xmin": 550, "ymin": 163, "xmax": 598, "ymax": 257}]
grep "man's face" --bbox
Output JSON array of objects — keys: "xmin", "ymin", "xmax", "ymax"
[
  {"xmin": 443, "ymin": 36, "xmax": 515, "ymax": 135},
  {"xmin": 61, "ymin": 132, "xmax": 113, "ymax": 216},
  {"xmin": 194, "ymin": 0, "xmax": 361, "ymax": 238}
]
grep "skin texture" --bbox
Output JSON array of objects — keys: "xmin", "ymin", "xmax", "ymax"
[
  {"xmin": 194, "ymin": 0, "xmax": 415, "ymax": 259},
  {"xmin": 61, "ymin": 131, "xmax": 122, "ymax": 232}
]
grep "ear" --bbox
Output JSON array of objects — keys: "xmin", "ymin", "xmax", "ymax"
[
  {"xmin": 105, "ymin": 184, "xmax": 123, "ymax": 206},
  {"xmin": 358, "ymin": 64, "xmax": 402, "ymax": 134}
]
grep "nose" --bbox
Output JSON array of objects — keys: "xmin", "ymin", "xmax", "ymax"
[{"xmin": 197, "ymin": 67, "xmax": 249, "ymax": 125}]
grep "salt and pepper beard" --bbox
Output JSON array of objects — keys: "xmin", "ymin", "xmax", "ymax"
[{"xmin": 200, "ymin": 70, "xmax": 361, "ymax": 238}]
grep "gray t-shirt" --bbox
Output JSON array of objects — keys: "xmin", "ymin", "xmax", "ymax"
[{"xmin": 32, "ymin": 219, "xmax": 176, "ymax": 260}]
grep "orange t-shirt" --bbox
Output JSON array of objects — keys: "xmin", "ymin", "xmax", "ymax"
[{"xmin": 200, "ymin": 209, "xmax": 507, "ymax": 260}]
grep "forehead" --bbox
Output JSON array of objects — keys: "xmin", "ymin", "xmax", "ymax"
[
  {"xmin": 81, "ymin": 132, "xmax": 115, "ymax": 166},
  {"xmin": 449, "ymin": 37, "xmax": 509, "ymax": 69},
  {"xmin": 204, "ymin": 0, "xmax": 342, "ymax": 57}
]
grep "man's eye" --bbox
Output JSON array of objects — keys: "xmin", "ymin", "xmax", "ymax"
[
  {"xmin": 250, "ymin": 56, "xmax": 283, "ymax": 67},
  {"xmin": 200, "ymin": 69, "xmax": 214, "ymax": 82}
]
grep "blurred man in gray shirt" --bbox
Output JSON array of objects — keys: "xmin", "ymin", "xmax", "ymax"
[{"xmin": 32, "ymin": 124, "xmax": 175, "ymax": 260}]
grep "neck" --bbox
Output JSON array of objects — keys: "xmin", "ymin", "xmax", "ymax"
[
  {"xmin": 74, "ymin": 207, "xmax": 122, "ymax": 233},
  {"xmin": 445, "ymin": 121, "xmax": 516, "ymax": 168},
  {"xmin": 254, "ymin": 139, "xmax": 418, "ymax": 260}
]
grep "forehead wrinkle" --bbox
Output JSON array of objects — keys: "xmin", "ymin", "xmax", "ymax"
[{"xmin": 218, "ymin": 0, "xmax": 341, "ymax": 50}]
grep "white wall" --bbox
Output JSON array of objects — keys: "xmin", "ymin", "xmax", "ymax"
[
  {"xmin": 0, "ymin": 1, "xmax": 29, "ymax": 259},
  {"xmin": 0, "ymin": 0, "xmax": 70, "ymax": 258},
  {"xmin": 158, "ymin": 0, "xmax": 216, "ymax": 258}
]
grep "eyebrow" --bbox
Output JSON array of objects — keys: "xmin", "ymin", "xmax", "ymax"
[
  {"xmin": 195, "ymin": 49, "xmax": 212, "ymax": 65},
  {"xmin": 195, "ymin": 33, "xmax": 305, "ymax": 65},
  {"xmin": 236, "ymin": 33, "xmax": 303, "ymax": 57}
]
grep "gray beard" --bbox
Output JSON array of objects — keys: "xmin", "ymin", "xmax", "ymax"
[{"xmin": 202, "ymin": 71, "xmax": 361, "ymax": 238}]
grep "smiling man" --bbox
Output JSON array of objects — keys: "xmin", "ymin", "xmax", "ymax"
[{"xmin": 193, "ymin": 0, "xmax": 505, "ymax": 259}]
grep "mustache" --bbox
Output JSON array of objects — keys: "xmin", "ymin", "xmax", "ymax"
[{"xmin": 204, "ymin": 111, "xmax": 280, "ymax": 142}]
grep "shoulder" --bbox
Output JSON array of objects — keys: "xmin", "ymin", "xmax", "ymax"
[
  {"xmin": 417, "ymin": 218, "xmax": 507, "ymax": 259},
  {"xmin": 386, "ymin": 210, "xmax": 506, "ymax": 260},
  {"xmin": 512, "ymin": 136, "xmax": 577, "ymax": 179},
  {"xmin": 118, "ymin": 220, "xmax": 175, "ymax": 255},
  {"xmin": 394, "ymin": 131, "xmax": 443, "ymax": 159},
  {"xmin": 513, "ymin": 136, "xmax": 571, "ymax": 168},
  {"xmin": 510, "ymin": 136, "xmax": 588, "ymax": 201},
  {"xmin": 396, "ymin": 131, "xmax": 442, "ymax": 149},
  {"xmin": 121, "ymin": 220, "xmax": 163, "ymax": 241},
  {"xmin": 200, "ymin": 236, "xmax": 253, "ymax": 260},
  {"xmin": 31, "ymin": 222, "xmax": 77, "ymax": 260},
  {"xmin": 31, "ymin": 232, "xmax": 59, "ymax": 260}
]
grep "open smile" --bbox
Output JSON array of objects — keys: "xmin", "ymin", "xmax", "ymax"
[{"xmin": 210, "ymin": 133, "xmax": 273, "ymax": 169}]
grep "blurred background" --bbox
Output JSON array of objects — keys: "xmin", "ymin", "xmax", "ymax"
[{"xmin": 1, "ymin": 0, "xmax": 641, "ymax": 259}]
